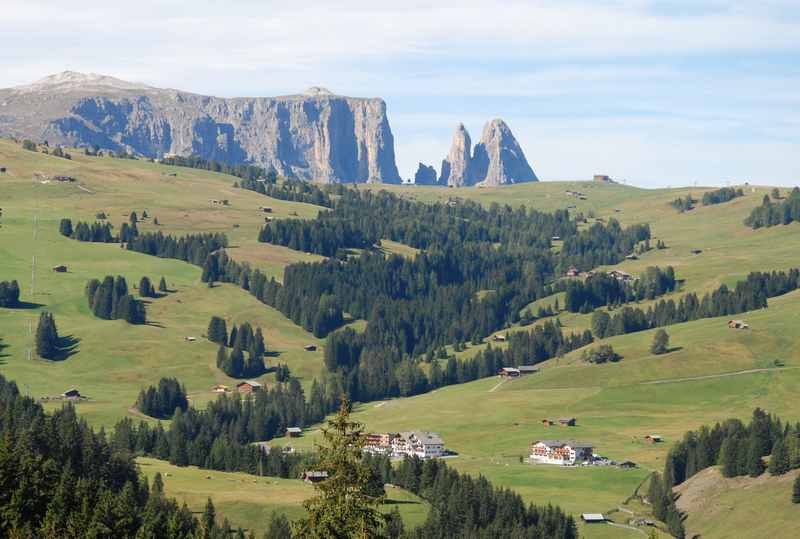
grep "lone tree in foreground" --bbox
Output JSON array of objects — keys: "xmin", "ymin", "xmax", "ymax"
[
  {"xmin": 35, "ymin": 312, "xmax": 60, "ymax": 359},
  {"xmin": 158, "ymin": 276, "xmax": 168, "ymax": 293},
  {"xmin": 650, "ymin": 329, "xmax": 670, "ymax": 355},
  {"xmin": 293, "ymin": 398, "xmax": 384, "ymax": 538}
]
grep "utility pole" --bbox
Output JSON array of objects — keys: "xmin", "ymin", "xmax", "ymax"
[{"xmin": 31, "ymin": 255, "xmax": 36, "ymax": 296}]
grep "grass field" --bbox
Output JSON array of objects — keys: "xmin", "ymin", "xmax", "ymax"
[
  {"xmin": 137, "ymin": 457, "xmax": 430, "ymax": 533},
  {"xmin": 3, "ymin": 138, "xmax": 800, "ymax": 537},
  {"xmin": 674, "ymin": 466, "xmax": 800, "ymax": 539}
]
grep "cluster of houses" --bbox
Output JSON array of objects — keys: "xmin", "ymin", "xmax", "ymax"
[
  {"xmin": 565, "ymin": 267, "xmax": 635, "ymax": 282},
  {"xmin": 363, "ymin": 431, "xmax": 446, "ymax": 460}
]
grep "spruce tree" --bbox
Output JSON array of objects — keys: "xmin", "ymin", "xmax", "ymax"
[
  {"xmin": 293, "ymin": 398, "xmax": 384, "ymax": 538},
  {"xmin": 746, "ymin": 436, "xmax": 766, "ymax": 477},
  {"xmin": 207, "ymin": 316, "xmax": 228, "ymax": 345},
  {"xmin": 265, "ymin": 512, "xmax": 293, "ymax": 539},
  {"xmin": 139, "ymin": 276, "xmax": 153, "ymax": 298},
  {"xmin": 768, "ymin": 437, "xmax": 790, "ymax": 475},
  {"xmin": 158, "ymin": 276, "xmax": 168, "ymax": 293},
  {"xmin": 35, "ymin": 312, "xmax": 60, "ymax": 360}
]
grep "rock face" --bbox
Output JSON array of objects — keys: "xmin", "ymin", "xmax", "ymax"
[
  {"xmin": 0, "ymin": 71, "xmax": 401, "ymax": 183},
  {"xmin": 413, "ymin": 162, "xmax": 438, "ymax": 185},
  {"xmin": 438, "ymin": 120, "xmax": 537, "ymax": 186},
  {"xmin": 472, "ymin": 119, "xmax": 537, "ymax": 186},
  {"xmin": 439, "ymin": 123, "xmax": 473, "ymax": 187}
]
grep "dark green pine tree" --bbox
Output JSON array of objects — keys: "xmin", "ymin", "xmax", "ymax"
[
  {"xmin": 228, "ymin": 347, "xmax": 245, "ymax": 377},
  {"xmin": 665, "ymin": 505, "xmax": 685, "ymax": 539},
  {"xmin": 35, "ymin": 312, "xmax": 60, "ymax": 359},
  {"xmin": 139, "ymin": 276, "xmax": 153, "ymax": 298},
  {"xmin": 746, "ymin": 436, "xmax": 766, "ymax": 477},
  {"xmin": 200, "ymin": 497, "xmax": 215, "ymax": 539},
  {"xmin": 768, "ymin": 437, "xmax": 790, "ymax": 475},
  {"xmin": 201, "ymin": 254, "xmax": 219, "ymax": 283},
  {"xmin": 720, "ymin": 436, "xmax": 739, "ymax": 477},
  {"xmin": 216, "ymin": 345, "xmax": 228, "ymax": 369},
  {"xmin": 207, "ymin": 316, "xmax": 228, "ymax": 345},
  {"xmin": 58, "ymin": 218, "xmax": 73, "ymax": 237},
  {"xmin": 158, "ymin": 276, "xmax": 168, "ymax": 293},
  {"xmin": 129, "ymin": 211, "xmax": 138, "ymax": 225}
]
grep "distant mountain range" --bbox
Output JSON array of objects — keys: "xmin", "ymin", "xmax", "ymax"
[{"xmin": 0, "ymin": 71, "xmax": 538, "ymax": 185}]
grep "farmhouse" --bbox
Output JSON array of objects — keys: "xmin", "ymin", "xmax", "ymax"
[
  {"xmin": 499, "ymin": 367, "xmax": 520, "ymax": 378},
  {"xmin": 286, "ymin": 427, "xmax": 303, "ymax": 438},
  {"xmin": 236, "ymin": 380, "xmax": 262, "ymax": 394},
  {"xmin": 559, "ymin": 418, "xmax": 576, "ymax": 427},
  {"xmin": 302, "ymin": 471, "xmax": 328, "ymax": 484},
  {"xmin": 52, "ymin": 265, "xmax": 67, "ymax": 273},
  {"xmin": 728, "ymin": 320, "xmax": 750, "ymax": 329},
  {"xmin": 593, "ymin": 174, "xmax": 611, "ymax": 183},
  {"xmin": 644, "ymin": 434, "xmax": 663, "ymax": 444},
  {"xmin": 581, "ymin": 513, "xmax": 606, "ymax": 523},
  {"xmin": 607, "ymin": 269, "xmax": 634, "ymax": 282},
  {"xmin": 529, "ymin": 440, "xmax": 594, "ymax": 465},
  {"xmin": 364, "ymin": 433, "xmax": 396, "ymax": 455},
  {"xmin": 303, "ymin": 344, "xmax": 317, "ymax": 352},
  {"xmin": 62, "ymin": 388, "xmax": 81, "ymax": 399}
]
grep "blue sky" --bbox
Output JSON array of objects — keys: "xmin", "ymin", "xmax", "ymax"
[{"xmin": 2, "ymin": 0, "xmax": 798, "ymax": 187}]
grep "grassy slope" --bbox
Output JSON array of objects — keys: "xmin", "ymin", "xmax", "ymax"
[
  {"xmin": 0, "ymin": 140, "xmax": 327, "ymax": 427},
  {"xmin": 137, "ymin": 457, "xmax": 430, "ymax": 532},
  {"xmin": 674, "ymin": 466, "xmax": 800, "ymax": 539}
]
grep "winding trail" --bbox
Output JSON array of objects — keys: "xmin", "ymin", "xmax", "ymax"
[{"xmin": 639, "ymin": 366, "xmax": 798, "ymax": 385}]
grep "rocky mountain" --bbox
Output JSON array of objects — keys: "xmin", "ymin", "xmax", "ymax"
[
  {"xmin": 438, "ymin": 120, "xmax": 537, "ymax": 186},
  {"xmin": 0, "ymin": 71, "xmax": 401, "ymax": 183},
  {"xmin": 472, "ymin": 119, "xmax": 537, "ymax": 185},
  {"xmin": 439, "ymin": 123, "xmax": 473, "ymax": 187},
  {"xmin": 413, "ymin": 162, "xmax": 438, "ymax": 185}
]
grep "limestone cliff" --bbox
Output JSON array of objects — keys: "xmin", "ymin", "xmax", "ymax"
[
  {"xmin": 0, "ymin": 71, "xmax": 401, "ymax": 183},
  {"xmin": 472, "ymin": 119, "xmax": 537, "ymax": 185},
  {"xmin": 413, "ymin": 162, "xmax": 438, "ymax": 185},
  {"xmin": 438, "ymin": 123, "xmax": 472, "ymax": 187}
]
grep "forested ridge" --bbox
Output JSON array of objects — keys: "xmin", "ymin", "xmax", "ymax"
[{"xmin": 745, "ymin": 187, "xmax": 800, "ymax": 228}]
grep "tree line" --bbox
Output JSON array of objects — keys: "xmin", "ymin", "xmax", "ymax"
[
  {"xmin": 590, "ymin": 268, "xmax": 800, "ymax": 339},
  {"xmin": 670, "ymin": 194, "xmax": 695, "ymax": 213},
  {"xmin": 0, "ymin": 280, "xmax": 20, "ymax": 307},
  {"xmin": 60, "ymin": 218, "xmax": 115, "ymax": 242},
  {"xmin": 0, "ymin": 373, "xmax": 242, "ymax": 538},
  {"xmin": 702, "ymin": 186, "xmax": 744, "ymax": 206},
  {"xmin": 563, "ymin": 266, "xmax": 676, "ymax": 313},
  {"xmin": 85, "ymin": 275, "xmax": 147, "ymax": 324},
  {"xmin": 745, "ymin": 188, "xmax": 800, "ymax": 228},
  {"xmin": 135, "ymin": 377, "xmax": 189, "ymax": 419}
]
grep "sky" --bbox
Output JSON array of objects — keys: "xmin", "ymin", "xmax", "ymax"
[{"xmin": 1, "ymin": 0, "xmax": 798, "ymax": 187}]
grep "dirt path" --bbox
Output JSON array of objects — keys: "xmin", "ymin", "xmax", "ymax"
[
  {"xmin": 606, "ymin": 522, "xmax": 647, "ymax": 536},
  {"xmin": 488, "ymin": 378, "xmax": 508, "ymax": 393},
  {"xmin": 639, "ymin": 366, "xmax": 798, "ymax": 386}
]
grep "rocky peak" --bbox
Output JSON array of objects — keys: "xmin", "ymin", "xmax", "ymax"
[
  {"xmin": 15, "ymin": 71, "xmax": 152, "ymax": 93},
  {"xmin": 439, "ymin": 123, "xmax": 473, "ymax": 187},
  {"xmin": 304, "ymin": 86, "xmax": 335, "ymax": 97},
  {"xmin": 414, "ymin": 162, "xmax": 438, "ymax": 185},
  {"xmin": 472, "ymin": 119, "xmax": 537, "ymax": 185}
]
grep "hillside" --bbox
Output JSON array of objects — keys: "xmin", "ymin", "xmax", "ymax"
[
  {"xmin": 674, "ymin": 466, "xmax": 800, "ymax": 538},
  {"xmin": 2, "ymin": 136, "xmax": 800, "ymax": 536}
]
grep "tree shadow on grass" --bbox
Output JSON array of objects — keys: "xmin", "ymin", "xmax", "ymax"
[
  {"xmin": 11, "ymin": 301, "xmax": 46, "ymax": 309},
  {"xmin": 0, "ymin": 338, "xmax": 8, "ymax": 364},
  {"xmin": 145, "ymin": 321, "xmax": 166, "ymax": 328},
  {"xmin": 50, "ymin": 335, "xmax": 80, "ymax": 361},
  {"xmin": 384, "ymin": 499, "xmax": 422, "ymax": 506}
]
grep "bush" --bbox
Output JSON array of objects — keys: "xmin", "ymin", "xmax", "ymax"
[
  {"xmin": 650, "ymin": 329, "xmax": 670, "ymax": 355},
  {"xmin": 135, "ymin": 377, "xmax": 188, "ymax": 419},
  {"xmin": 581, "ymin": 344, "xmax": 620, "ymax": 364}
]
